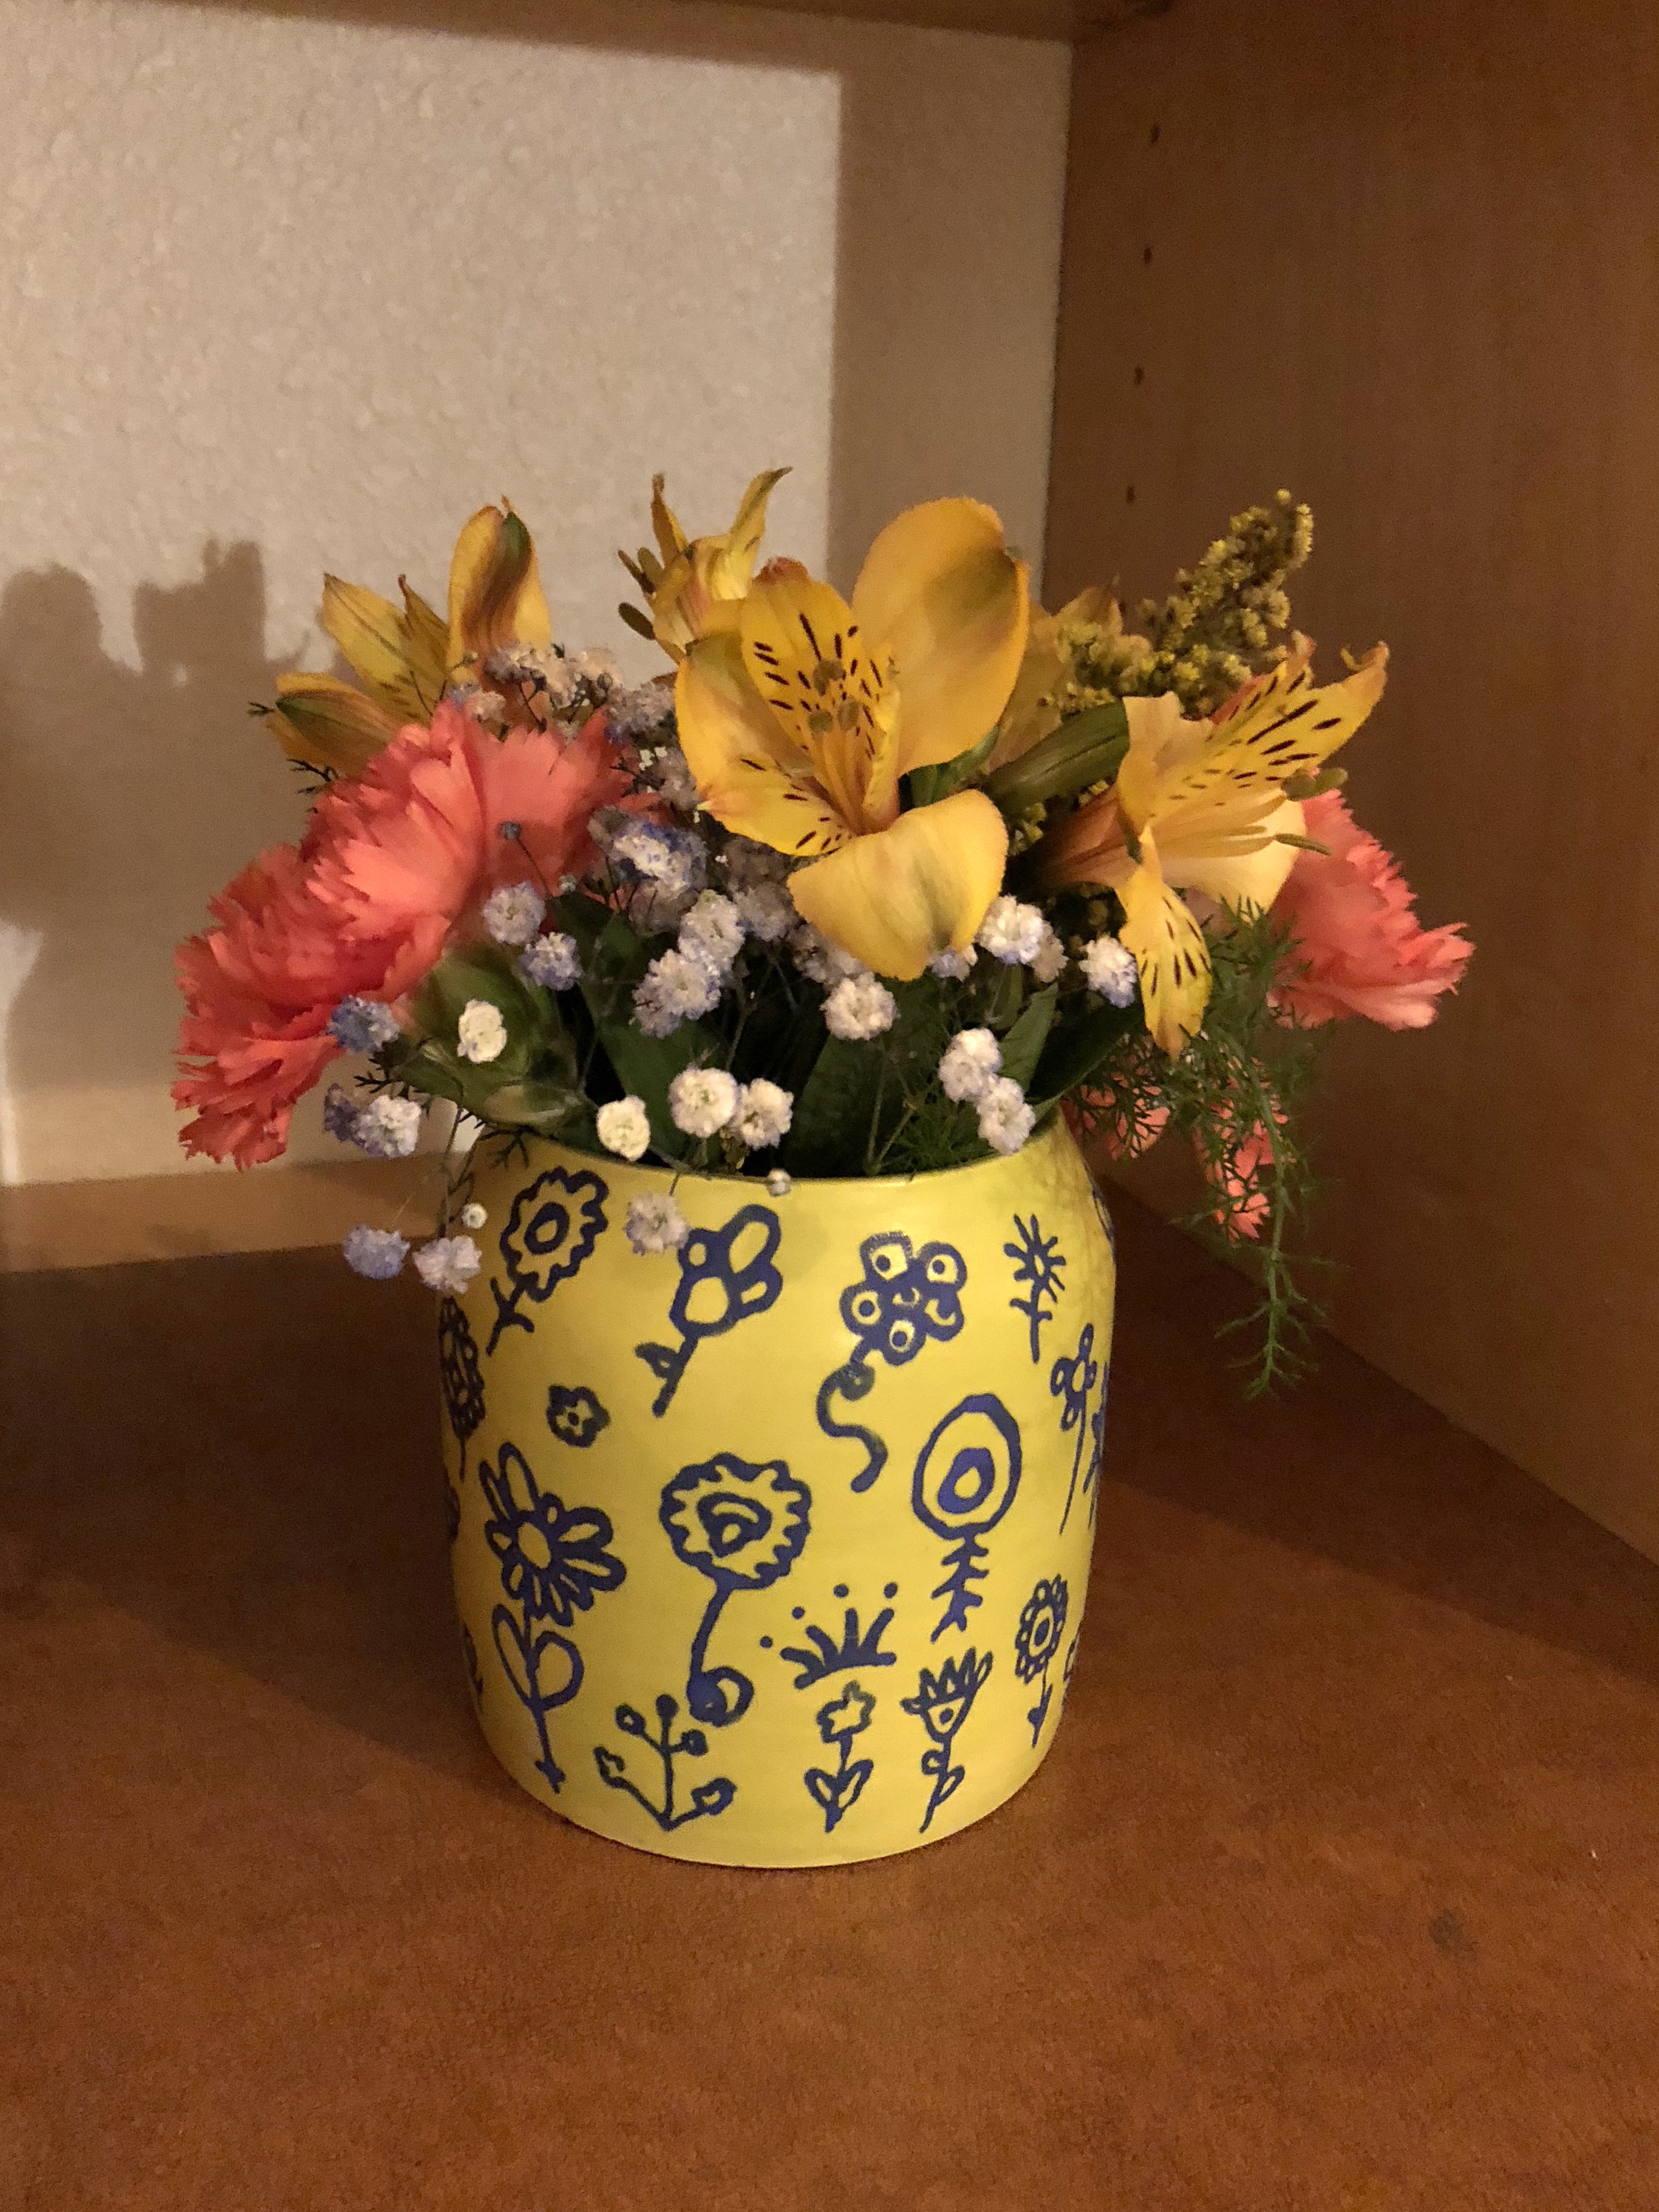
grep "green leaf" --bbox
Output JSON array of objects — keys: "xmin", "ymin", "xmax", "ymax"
[
  {"xmin": 557, "ymin": 900, "xmax": 716, "ymax": 1158},
  {"xmin": 997, "ymin": 984, "xmax": 1058, "ymax": 1092},
  {"xmin": 1028, "ymin": 993, "xmax": 1140, "ymax": 1110},
  {"xmin": 981, "ymin": 699, "xmax": 1129, "ymax": 820},
  {"xmin": 412, "ymin": 947, "xmax": 576, "ymax": 1087},
  {"xmin": 902, "ymin": 727, "xmax": 998, "ymax": 811},
  {"xmin": 485, "ymin": 1077, "xmax": 588, "ymax": 1134},
  {"xmin": 784, "ymin": 1032, "xmax": 889, "ymax": 1177}
]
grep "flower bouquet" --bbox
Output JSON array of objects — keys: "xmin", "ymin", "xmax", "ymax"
[{"xmin": 175, "ymin": 477, "xmax": 1468, "ymax": 1863}]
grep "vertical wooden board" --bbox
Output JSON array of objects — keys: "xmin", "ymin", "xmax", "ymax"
[{"xmin": 1046, "ymin": 0, "xmax": 1659, "ymax": 1554}]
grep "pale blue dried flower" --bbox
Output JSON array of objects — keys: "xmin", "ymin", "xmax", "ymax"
[{"xmin": 342, "ymin": 1225, "xmax": 409, "ymax": 1280}]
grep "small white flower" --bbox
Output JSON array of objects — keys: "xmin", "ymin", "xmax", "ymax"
[
  {"xmin": 734, "ymin": 1079, "xmax": 793, "ymax": 1150},
  {"xmin": 938, "ymin": 1027, "xmax": 1002, "ymax": 1104},
  {"xmin": 633, "ymin": 948, "xmax": 723, "ymax": 1038},
  {"xmin": 823, "ymin": 972, "xmax": 897, "ymax": 1041},
  {"xmin": 977, "ymin": 1075, "xmax": 1035, "ymax": 1155},
  {"xmin": 352, "ymin": 1094, "xmax": 424, "ymax": 1159},
  {"xmin": 791, "ymin": 924, "xmax": 864, "ymax": 986},
  {"xmin": 613, "ymin": 820, "xmax": 704, "ymax": 894},
  {"xmin": 456, "ymin": 999, "xmax": 508, "ymax": 1064},
  {"xmin": 596, "ymin": 1095, "xmax": 652, "ymax": 1162},
  {"xmin": 929, "ymin": 945, "xmax": 978, "ymax": 982},
  {"xmin": 1030, "ymin": 927, "xmax": 1069, "ymax": 985},
  {"xmin": 341, "ymin": 1225, "xmax": 409, "ymax": 1280},
  {"xmin": 733, "ymin": 881, "xmax": 796, "ymax": 943},
  {"xmin": 482, "ymin": 880, "xmax": 547, "ymax": 948},
  {"xmin": 668, "ymin": 1065, "xmax": 741, "ymax": 1138},
  {"xmin": 466, "ymin": 689, "xmax": 508, "ymax": 725},
  {"xmin": 413, "ymin": 1234, "xmax": 483, "ymax": 1295},
  {"xmin": 977, "ymin": 894, "xmax": 1049, "ymax": 966},
  {"xmin": 518, "ymin": 931, "xmax": 581, "ymax": 990},
  {"xmin": 459, "ymin": 1201, "xmax": 488, "ymax": 1230},
  {"xmin": 625, "ymin": 1192, "xmax": 690, "ymax": 1254},
  {"xmin": 766, "ymin": 1168, "xmax": 792, "ymax": 1197},
  {"xmin": 1081, "ymin": 933, "xmax": 1139, "ymax": 1007},
  {"xmin": 678, "ymin": 890, "xmax": 744, "ymax": 974}
]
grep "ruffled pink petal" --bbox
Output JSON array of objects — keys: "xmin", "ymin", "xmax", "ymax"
[{"xmin": 1270, "ymin": 792, "xmax": 1471, "ymax": 1030}]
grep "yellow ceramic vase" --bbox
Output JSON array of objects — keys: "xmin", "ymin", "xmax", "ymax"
[{"xmin": 439, "ymin": 1114, "xmax": 1114, "ymax": 1867}]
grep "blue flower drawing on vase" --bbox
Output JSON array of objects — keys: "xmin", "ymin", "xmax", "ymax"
[
  {"xmin": 817, "ymin": 1233, "xmax": 968, "ymax": 1492},
  {"xmin": 902, "ymin": 1648, "xmax": 994, "ymax": 1833},
  {"xmin": 594, "ymin": 1693, "xmax": 737, "ymax": 1835},
  {"xmin": 635, "ymin": 1203, "xmax": 783, "ymax": 1417},
  {"xmin": 460, "ymin": 1622, "xmax": 484, "ymax": 1703},
  {"xmin": 437, "ymin": 1296, "xmax": 486, "ymax": 1479},
  {"xmin": 1014, "ymin": 1575, "xmax": 1070, "ymax": 1746},
  {"xmin": 479, "ymin": 1439, "xmax": 626, "ymax": 1794},
  {"xmin": 778, "ymin": 1581, "xmax": 899, "ymax": 1687},
  {"xmin": 1005, "ymin": 1214, "xmax": 1066, "ymax": 1363},
  {"xmin": 911, "ymin": 1392, "xmax": 1023, "ymax": 1641},
  {"xmin": 803, "ymin": 1681, "xmax": 877, "ymax": 1835},
  {"xmin": 1050, "ymin": 1321, "xmax": 1101, "ymax": 1532},
  {"xmin": 546, "ymin": 1383, "xmax": 610, "ymax": 1448},
  {"xmin": 1085, "ymin": 1344, "xmax": 1111, "ymax": 1526},
  {"xmin": 486, "ymin": 1166, "xmax": 608, "ymax": 1353},
  {"xmin": 659, "ymin": 1452, "xmax": 811, "ymax": 1725}
]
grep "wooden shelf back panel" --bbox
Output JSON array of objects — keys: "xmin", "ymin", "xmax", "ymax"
[{"xmin": 1047, "ymin": 0, "xmax": 1659, "ymax": 1559}]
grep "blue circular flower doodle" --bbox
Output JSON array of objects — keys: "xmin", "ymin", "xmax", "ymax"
[
  {"xmin": 488, "ymin": 1166, "xmax": 609, "ymax": 1351},
  {"xmin": 839, "ymin": 1233, "xmax": 967, "ymax": 1366},
  {"xmin": 661, "ymin": 1454, "xmax": 811, "ymax": 1592},
  {"xmin": 912, "ymin": 1394, "xmax": 1023, "ymax": 1540},
  {"xmin": 480, "ymin": 1440, "xmax": 625, "ymax": 1627},
  {"xmin": 1013, "ymin": 1576, "xmax": 1070, "ymax": 1683},
  {"xmin": 911, "ymin": 1393, "xmax": 1023, "ymax": 1640},
  {"xmin": 437, "ymin": 1296, "xmax": 485, "ymax": 1453},
  {"xmin": 546, "ymin": 1383, "xmax": 610, "ymax": 1449},
  {"xmin": 660, "ymin": 1452, "xmax": 812, "ymax": 1727}
]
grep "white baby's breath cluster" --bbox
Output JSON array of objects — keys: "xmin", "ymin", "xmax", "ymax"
[
  {"xmin": 482, "ymin": 880, "xmax": 546, "ymax": 948},
  {"xmin": 625, "ymin": 1191, "xmax": 690, "ymax": 1254},
  {"xmin": 1081, "ymin": 933, "xmax": 1139, "ymax": 1007},
  {"xmin": 823, "ymin": 972, "xmax": 896, "ymax": 1041},
  {"xmin": 665, "ymin": 1066, "xmax": 793, "ymax": 1151},
  {"xmin": 596, "ymin": 1095, "xmax": 652, "ymax": 1161},
  {"xmin": 456, "ymin": 999, "xmax": 508, "ymax": 1064}
]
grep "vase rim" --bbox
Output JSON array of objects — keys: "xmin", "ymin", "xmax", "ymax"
[{"xmin": 473, "ymin": 1106, "xmax": 1082, "ymax": 1196}]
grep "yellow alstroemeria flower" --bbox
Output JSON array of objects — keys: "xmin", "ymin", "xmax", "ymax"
[
  {"xmin": 1032, "ymin": 641, "xmax": 1389, "ymax": 1052},
  {"xmin": 621, "ymin": 470, "xmax": 788, "ymax": 659},
  {"xmin": 263, "ymin": 503, "xmax": 551, "ymax": 773},
  {"xmin": 676, "ymin": 499, "xmax": 1030, "ymax": 979}
]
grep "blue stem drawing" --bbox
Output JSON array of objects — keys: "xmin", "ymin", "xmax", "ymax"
[
  {"xmin": 594, "ymin": 1695, "xmax": 737, "ymax": 1833},
  {"xmin": 803, "ymin": 1681, "xmax": 878, "ymax": 1835},
  {"xmin": 814, "ymin": 1359, "xmax": 887, "ymax": 1493},
  {"xmin": 685, "ymin": 1587, "xmax": 754, "ymax": 1727},
  {"xmin": 635, "ymin": 1204, "xmax": 784, "ymax": 1417},
  {"xmin": 929, "ymin": 1533, "xmax": 992, "ymax": 1642},
  {"xmin": 491, "ymin": 1604, "xmax": 583, "ymax": 1795}
]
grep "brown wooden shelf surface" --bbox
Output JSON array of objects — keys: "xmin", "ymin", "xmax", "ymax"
[{"xmin": 4, "ymin": 1198, "xmax": 1657, "ymax": 2209}]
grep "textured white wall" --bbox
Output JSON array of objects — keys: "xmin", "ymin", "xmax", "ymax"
[{"xmin": 0, "ymin": 0, "xmax": 1069, "ymax": 1183}]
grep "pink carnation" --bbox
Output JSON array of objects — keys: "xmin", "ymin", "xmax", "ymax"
[
  {"xmin": 174, "ymin": 703, "xmax": 632, "ymax": 1166},
  {"xmin": 1271, "ymin": 791, "xmax": 1471, "ymax": 1029}
]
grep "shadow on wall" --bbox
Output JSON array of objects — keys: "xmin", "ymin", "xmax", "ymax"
[
  {"xmin": 121, "ymin": 0, "xmax": 1068, "ymax": 583},
  {"xmin": 0, "ymin": 546, "xmax": 295, "ymax": 1179},
  {"xmin": 0, "ymin": 0, "xmax": 1066, "ymax": 1182}
]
